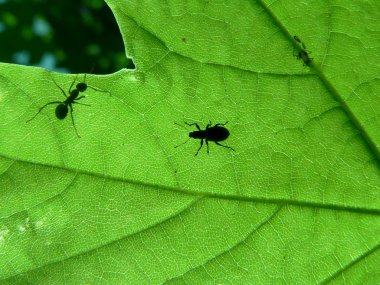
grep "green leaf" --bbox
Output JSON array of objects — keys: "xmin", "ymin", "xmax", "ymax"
[{"xmin": 1, "ymin": 0, "xmax": 379, "ymax": 284}]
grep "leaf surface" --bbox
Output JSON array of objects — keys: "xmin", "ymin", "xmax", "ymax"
[{"xmin": 0, "ymin": 0, "xmax": 379, "ymax": 284}]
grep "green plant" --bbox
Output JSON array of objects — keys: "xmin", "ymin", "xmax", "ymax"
[{"xmin": 0, "ymin": 0, "xmax": 379, "ymax": 284}]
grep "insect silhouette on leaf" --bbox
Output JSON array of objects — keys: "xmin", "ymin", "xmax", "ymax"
[
  {"xmin": 293, "ymin": 35, "xmax": 313, "ymax": 66},
  {"xmin": 175, "ymin": 121, "xmax": 235, "ymax": 156},
  {"xmin": 27, "ymin": 74, "xmax": 110, "ymax": 137}
]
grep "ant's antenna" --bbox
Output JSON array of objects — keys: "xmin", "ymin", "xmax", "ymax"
[
  {"xmin": 83, "ymin": 63, "xmax": 112, "ymax": 96},
  {"xmin": 82, "ymin": 63, "xmax": 94, "ymax": 85},
  {"xmin": 89, "ymin": 62, "xmax": 95, "ymax": 74}
]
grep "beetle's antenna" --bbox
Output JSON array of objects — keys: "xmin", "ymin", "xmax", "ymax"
[
  {"xmin": 174, "ymin": 138, "xmax": 190, "ymax": 148},
  {"xmin": 174, "ymin": 122, "xmax": 188, "ymax": 130}
]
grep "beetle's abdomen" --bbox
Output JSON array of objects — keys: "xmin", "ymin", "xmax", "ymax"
[{"xmin": 206, "ymin": 127, "xmax": 229, "ymax": 141}]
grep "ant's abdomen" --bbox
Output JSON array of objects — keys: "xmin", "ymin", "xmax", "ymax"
[{"xmin": 55, "ymin": 104, "xmax": 68, "ymax": 120}]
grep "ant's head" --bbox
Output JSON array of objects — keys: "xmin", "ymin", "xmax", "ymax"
[
  {"xmin": 76, "ymin": 73, "xmax": 87, "ymax": 92},
  {"xmin": 76, "ymin": 82, "xmax": 87, "ymax": 92},
  {"xmin": 55, "ymin": 104, "xmax": 68, "ymax": 120}
]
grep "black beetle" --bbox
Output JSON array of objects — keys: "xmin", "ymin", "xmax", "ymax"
[{"xmin": 175, "ymin": 121, "xmax": 235, "ymax": 156}]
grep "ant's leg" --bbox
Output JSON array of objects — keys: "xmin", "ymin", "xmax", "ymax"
[
  {"xmin": 214, "ymin": 141, "xmax": 235, "ymax": 152},
  {"xmin": 68, "ymin": 104, "xmax": 81, "ymax": 138},
  {"xmin": 52, "ymin": 79, "xmax": 68, "ymax": 99},
  {"xmin": 194, "ymin": 139, "xmax": 203, "ymax": 156},
  {"xmin": 74, "ymin": 96, "xmax": 91, "ymax": 106},
  {"xmin": 74, "ymin": 102, "xmax": 91, "ymax": 106},
  {"xmin": 214, "ymin": 121, "xmax": 229, "ymax": 127},
  {"xmin": 185, "ymin": 122, "xmax": 201, "ymax": 131},
  {"xmin": 206, "ymin": 121, "xmax": 212, "ymax": 129},
  {"xmin": 26, "ymin": 101, "xmax": 61, "ymax": 122},
  {"xmin": 206, "ymin": 139, "xmax": 210, "ymax": 154}
]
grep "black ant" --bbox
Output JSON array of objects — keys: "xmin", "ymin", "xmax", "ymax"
[
  {"xmin": 27, "ymin": 74, "xmax": 110, "ymax": 137},
  {"xmin": 293, "ymin": 35, "xmax": 313, "ymax": 66},
  {"xmin": 175, "ymin": 121, "xmax": 235, "ymax": 156}
]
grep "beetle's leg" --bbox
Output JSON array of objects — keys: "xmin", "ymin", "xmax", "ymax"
[
  {"xmin": 185, "ymin": 122, "xmax": 201, "ymax": 131},
  {"xmin": 215, "ymin": 121, "xmax": 229, "ymax": 127},
  {"xmin": 194, "ymin": 139, "xmax": 203, "ymax": 156},
  {"xmin": 215, "ymin": 141, "xmax": 235, "ymax": 152}
]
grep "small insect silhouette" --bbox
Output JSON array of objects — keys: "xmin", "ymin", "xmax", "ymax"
[
  {"xmin": 294, "ymin": 36, "xmax": 306, "ymax": 49},
  {"xmin": 293, "ymin": 35, "xmax": 313, "ymax": 66},
  {"xmin": 175, "ymin": 121, "xmax": 235, "ymax": 156},
  {"xmin": 27, "ymin": 74, "xmax": 110, "ymax": 137}
]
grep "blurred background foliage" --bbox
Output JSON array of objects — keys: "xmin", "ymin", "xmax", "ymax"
[{"xmin": 0, "ymin": 0, "xmax": 134, "ymax": 74}]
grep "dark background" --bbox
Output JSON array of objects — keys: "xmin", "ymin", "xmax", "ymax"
[{"xmin": 0, "ymin": 0, "xmax": 134, "ymax": 74}]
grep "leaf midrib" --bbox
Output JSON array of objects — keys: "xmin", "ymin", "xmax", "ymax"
[{"xmin": 1, "ymin": 153, "xmax": 378, "ymax": 215}]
